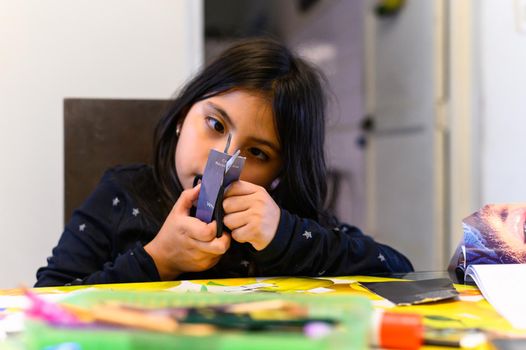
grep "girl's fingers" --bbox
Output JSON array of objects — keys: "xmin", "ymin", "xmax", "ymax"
[
  {"xmin": 222, "ymin": 194, "xmax": 252, "ymax": 214},
  {"xmin": 230, "ymin": 225, "xmax": 251, "ymax": 244},
  {"xmin": 223, "ymin": 211, "xmax": 249, "ymax": 231},
  {"xmin": 173, "ymin": 184, "xmax": 201, "ymax": 215},
  {"xmin": 224, "ymin": 180, "xmax": 258, "ymax": 197},
  {"xmin": 192, "ymin": 233, "xmax": 231, "ymax": 255},
  {"xmin": 180, "ymin": 219, "xmax": 216, "ymax": 242}
]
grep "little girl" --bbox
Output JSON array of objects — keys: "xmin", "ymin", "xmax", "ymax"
[{"xmin": 36, "ymin": 38, "xmax": 412, "ymax": 287}]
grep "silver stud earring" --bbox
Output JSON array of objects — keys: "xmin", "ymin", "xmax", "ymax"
[
  {"xmin": 176, "ymin": 125, "xmax": 181, "ymax": 137},
  {"xmin": 270, "ymin": 178, "xmax": 280, "ymax": 191}
]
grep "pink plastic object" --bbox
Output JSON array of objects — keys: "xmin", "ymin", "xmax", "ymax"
[{"xmin": 25, "ymin": 289, "xmax": 80, "ymax": 326}]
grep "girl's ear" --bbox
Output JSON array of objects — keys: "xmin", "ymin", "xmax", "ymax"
[
  {"xmin": 176, "ymin": 113, "xmax": 189, "ymax": 137},
  {"xmin": 270, "ymin": 177, "xmax": 281, "ymax": 191},
  {"xmin": 176, "ymin": 122, "xmax": 182, "ymax": 137}
]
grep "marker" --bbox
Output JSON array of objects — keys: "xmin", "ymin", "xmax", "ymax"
[
  {"xmin": 371, "ymin": 311, "xmax": 423, "ymax": 350},
  {"xmin": 371, "ymin": 310, "xmax": 486, "ymax": 349}
]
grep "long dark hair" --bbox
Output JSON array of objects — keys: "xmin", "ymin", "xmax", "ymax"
[{"xmin": 154, "ymin": 38, "xmax": 332, "ymax": 224}]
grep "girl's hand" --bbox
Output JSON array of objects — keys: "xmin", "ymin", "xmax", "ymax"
[
  {"xmin": 144, "ymin": 184, "xmax": 231, "ymax": 280},
  {"xmin": 222, "ymin": 181, "xmax": 281, "ymax": 251}
]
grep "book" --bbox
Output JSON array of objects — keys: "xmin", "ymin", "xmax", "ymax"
[
  {"xmin": 447, "ymin": 204, "xmax": 526, "ymax": 328},
  {"xmin": 448, "ymin": 203, "xmax": 526, "ymax": 284},
  {"xmin": 465, "ymin": 264, "xmax": 526, "ymax": 329}
]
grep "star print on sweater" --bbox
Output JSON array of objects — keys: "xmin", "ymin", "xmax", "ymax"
[
  {"xmin": 302, "ymin": 230, "xmax": 312, "ymax": 239},
  {"xmin": 35, "ymin": 164, "xmax": 414, "ymax": 288}
]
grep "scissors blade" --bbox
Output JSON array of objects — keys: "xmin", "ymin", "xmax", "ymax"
[
  {"xmin": 225, "ymin": 149, "xmax": 241, "ymax": 175},
  {"xmin": 224, "ymin": 133, "xmax": 232, "ymax": 153}
]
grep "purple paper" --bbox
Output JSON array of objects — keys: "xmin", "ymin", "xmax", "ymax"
[{"xmin": 195, "ymin": 149, "xmax": 245, "ymax": 223}]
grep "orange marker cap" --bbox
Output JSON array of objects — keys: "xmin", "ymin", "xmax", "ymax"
[{"xmin": 378, "ymin": 312, "xmax": 424, "ymax": 350}]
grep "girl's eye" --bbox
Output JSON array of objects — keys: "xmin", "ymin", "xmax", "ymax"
[
  {"xmin": 499, "ymin": 209, "xmax": 509, "ymax": 221},
  {"xmin": 205, "ymin": 116, "xmax": 225, "ymax": 134},
  {"xmin": 249, "ymin": 147, "xmax": 269, "ymax": 161}
]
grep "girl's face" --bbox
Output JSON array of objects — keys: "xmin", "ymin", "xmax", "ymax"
[
  {"xmin": 175, "ymin": 89, "xmax": 283, "ymax": 190},
  {"xmin": 479, "ymin": 204, "xmax": 526, "ymax": 258}
]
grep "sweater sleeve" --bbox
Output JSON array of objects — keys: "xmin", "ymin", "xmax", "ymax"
[
  {"xmin": 251, "ymin": 209, "xmax": 413, "ymax": 276},
  {"xmin": 35, "ymin": 168, "xmax": 160, "ymax": 287}
]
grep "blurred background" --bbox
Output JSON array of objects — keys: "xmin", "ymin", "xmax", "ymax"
[{"xmin": 1, "ymin": 0, "xmax": 525, "ymax": 288}]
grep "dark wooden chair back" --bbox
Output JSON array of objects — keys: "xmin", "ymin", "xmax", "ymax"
[{"xmin": 64, "ymin": 98, "xmax": 169, "ymax": 223}]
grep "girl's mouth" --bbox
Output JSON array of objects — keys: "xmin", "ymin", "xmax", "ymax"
[{"xmin": 506, "ymin": 208, "xmax": 526, "ymax": 245}]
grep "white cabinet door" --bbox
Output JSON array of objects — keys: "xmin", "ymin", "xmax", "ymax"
[{"xmin": 364, "ymin": 0, "xmax": 447, "ymax": 270}]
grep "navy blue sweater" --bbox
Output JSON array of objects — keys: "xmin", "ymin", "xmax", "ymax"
[{"xmin": 35, "ymin": 165, "xmax": 412, "ymax": 287}]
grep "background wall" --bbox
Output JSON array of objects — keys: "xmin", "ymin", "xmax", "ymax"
[
  {"xmin": 0, "ymin": 0, "xmax": 203, "ymax": 288},
  {"xmin": 479, "ymin": 0, "xmax": 526, "ymax": 204},
  {"xmin": 448, "ymin": 0, "xmax": 526, "ymax": 253}
]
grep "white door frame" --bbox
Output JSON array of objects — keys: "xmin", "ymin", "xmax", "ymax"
[{"xmin": 447, "ymin": 0, "xmax": 480, "ymax": 256}]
